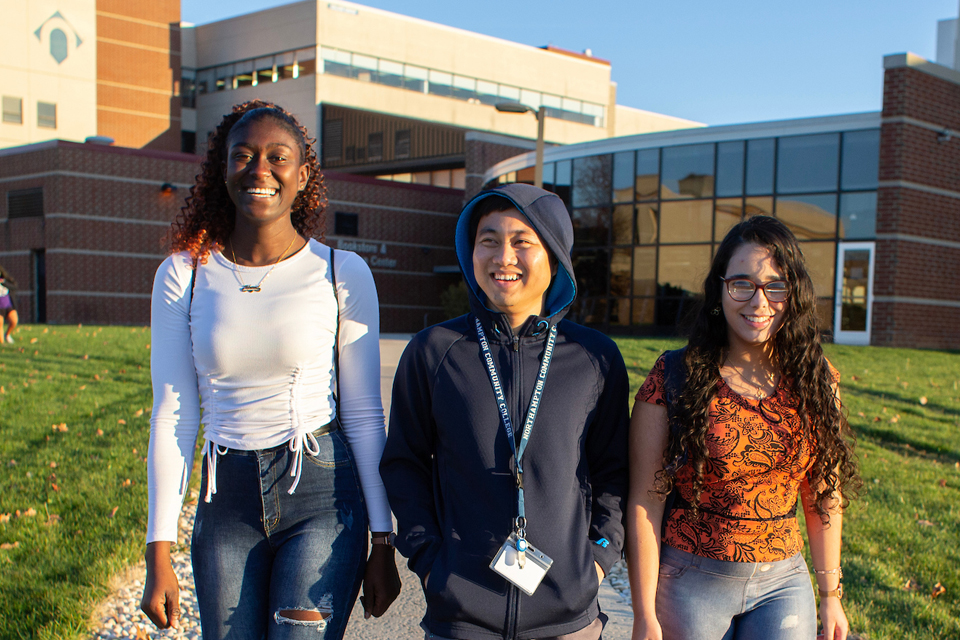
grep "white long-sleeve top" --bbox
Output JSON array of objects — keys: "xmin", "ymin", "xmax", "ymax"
[{"xmin": 147, "ymin": 239, "xmax": 392, "ymax": 543}]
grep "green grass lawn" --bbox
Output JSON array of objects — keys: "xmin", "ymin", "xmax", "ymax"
[{"xmin": 0, "ymin": 326, "xmax": 957, "ymax": 638}]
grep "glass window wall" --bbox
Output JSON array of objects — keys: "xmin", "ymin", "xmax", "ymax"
[{"xmin": 492, "ymin": 128, "xmax": 878, "ymax": 335}]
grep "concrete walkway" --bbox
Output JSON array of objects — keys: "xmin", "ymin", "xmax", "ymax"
[{"xmin": 341, "ymin": 337, "xmax": 633, "ymax": 640}]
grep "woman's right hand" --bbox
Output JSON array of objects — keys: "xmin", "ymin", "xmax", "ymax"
[
  {"xmin": 632, "ymin": 615, "xmax": 663, "ymax": 640},
  {"xmin": 140, "ymin": 541, "xmax": 181, "ymax": 629}
]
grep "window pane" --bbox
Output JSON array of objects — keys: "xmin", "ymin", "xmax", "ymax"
[
  {"xmin": 37, "ymin": 102, "xmax": 56, "ymax": 128},
  {"xmin": 636, "ymin": 148, "xmax": 659, "ymax": 200},
  {"xmin": 746, "ymin": 138, "xmax": 775, "ymax": 195},
  {"xmin": 613, "ymin": 151, "xmax": 634, "ymax": 203},
  {"xmin": 571, "ymin": 207, "xmax": 610, "ymax": 246},
  {"xmin": 555, "ymin": 159, "xmax": 572, "ymax": 209},
  {"xmin": 775, "ymin": 193, "xmax": 837, "ymax": 240},
  {"xmin": 841, "ymin": 129, "xmax": 880, "ymax": 190},
  {"xmin": 572, "ymin": 154, "xmax": 612, "ymax": 207},
  {"xmin": 660, "ymin": 200, "xmax": 713, "ymax": 243},
  {"xmin": 839, "ymin": 191, "xmax": 877, "ymax": 239},
  {"xmin": 798, "ymin": 242, "xmax": 836, "ymax": 297},
  {"xmin": 611, "ymin": 248, "xmax": 632, "ymax": 296},
  {"xmin": 777, "ymin": 133, "xmax": 839, "ymax": 193},
  {"xmin": 661, "ymin": 144, "xmax": 714, "ymax": 199},
  {"xmin": 572, "ymin": 298, "xmax": 607, "ymax": 325},
  {"xmin": 612, "ymin": 204, "xmax": 634, "ymax": 245},
  {"xmin": 715, "ymin": 198, "xmax": 743, "ymax": 242},
  {"xmin": 716, "ymin": 141, "xmax": 744, "ymax": 197},
  {"xmin": 633, "ymin": 246, "xmax": 656, "ymax": 297},
  {"xmin": 572, "ymin": 250, "xmax": 609, "ymax": 298},
  {"xmin": 499, "ymin": 85, "xmax": 520, "ymax": 101},
  {"xmin": 745, "ymin": 196, "xmax": 774, "ymax": 218},
  {"xmin": 632, "ymin": 297, "xmax": 655, "ymax": 325},
  {"xmin": 610, "ymin": 298, "xmax": 631, "ymax": 326},
  {"xmin": 636, "ymin": 203, "xmax": 659, "ymax": 245},
  {"xmin": 2, "ymin": 96, "xmax": 22, "ymax": 123},
  {"xmin": 541, "ymin": 163, "xmax": 555, "ymax": 191},
  {"xmin": 658, "ymin": 245, "xmax": 711, "ymax": 295}
]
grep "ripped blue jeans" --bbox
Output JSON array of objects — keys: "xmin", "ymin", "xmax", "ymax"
[
  {"xmin": 656, "ymin": 544, "xmax": 817, "ymax": 640},
  {"xmin": 192, "ymin": 427, "xmax": 367, "ymax": 640}
]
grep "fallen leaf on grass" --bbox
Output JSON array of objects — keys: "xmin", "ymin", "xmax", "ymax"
[
  {"xmin": 940, "ymin": 479, "xmax": 948, "ymax": 488},
  {"xmin": 850, "ymin": 375, "xmax": 859, "ymax": 381},
  {"xmin": 889, "ymin": 414, "xmax": 900, "ymax": 424},
  {"xmin": 117, "ymin": 419, "xmax": 126, "ymax": 425},
  {"xmin": 78, "ymin": 385, "xmax": 86, "ymax": 391},
  {"xmin": 50, "ymin": 484, "xmax": 59, "ymax": 492},
  {"xmin": 51, "ymin": 423, "xmax": 68, "ymax": 433},
  {"xmin": 0, "ymin": 542, "xmax": 19, "ymax": 550},
  {"xmin": 932, "ymin": 582, "xmax": 946, "ymax": 598},
  {"xmin": 108, "ymin": 506, "xmax": 119, "ymax": 518},
  {"xmin": 43, "ymin": 515, "xmax": 61, "ymax": 526},
  {"xmin": 0, "ymin": 386, "xmax": 4, "ymax": 394},
  {"xmin": 0, "ymin": 514, "xmax": 10, "ymax": 524},
  {"xmin": 93, "ymin": 374, "xmax": 100, "ymax": 381},
  {"xmin": 857, "ymin": 411, "xmax": 865, "ymax": 417},
  {"xmin": 48, "ymin": 462, "xmax": 56, "ymax": 468},
  {"xmin": 873, "ymin": 416, "xmax": 881, "ymax": 422},
  {"xmin": 904, "ymin": 578, "xmax": 919, "ymax": 590},
  {"xmin": 96, "ymin": 429, "xmax": 104, "ymax": 436},
  {"xmin": 917, "ymin": 519, "xmax": 935, "ymax": 527},
  {"xmin": 134, "ymin": 408, "xmax": 144, "ymax": 417},
  {"xmin": 82, "ymin": 354, "xmax": 88, "ymax": 360},
  {"xmin": 29, "ymin": 338, "xmax": 37, "ymax": 344},
  {"xmin": 920, "ymin": 396, "xmax": 928, "ymax": 405},
  {"xmin": 19, "ymin": 508, "xmax": 37, "ymax": 518},
  {"xmin": 7, "ymin": 460, "xmax": 15, "ymax": 467},
  {"xmin": 121, "ymin": 479, "xmax": 132, "ymax": 488}
]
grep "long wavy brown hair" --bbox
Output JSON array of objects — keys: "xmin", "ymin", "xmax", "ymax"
[
  {"xmin": 658, "ymin": 216, "xmax": 860, "ymax": 522},
  {"xmin": 168, "ymin": 100, "xmax": 327, "ymax": 264}
]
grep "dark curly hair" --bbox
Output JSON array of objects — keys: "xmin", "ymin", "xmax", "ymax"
[
  {"xmin": 168, "ymin": 100, "xmax": 327, "ymax": 264},
  {"xmin": 658, "ymin": 216, "xmax": 860, "ymax": 522}
]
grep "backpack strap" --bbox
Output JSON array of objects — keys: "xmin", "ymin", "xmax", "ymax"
[
  {"xmin": 659, "ymin": 347, "xmax": 687, "ymax": 538},
  {"xmin": 329, "ymin": 247, "xmax": 341, "ymax": 414}
]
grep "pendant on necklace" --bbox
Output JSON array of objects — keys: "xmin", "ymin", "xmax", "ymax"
[{"xmin": 239, "ymin": 284, "xmax": 262, "ymax": 293}]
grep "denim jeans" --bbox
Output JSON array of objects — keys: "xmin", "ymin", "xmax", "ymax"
[
  {"xmin": 192, "ymin": 426, "xmax": 368, "ymax": 640},
  {"xmin": 656, "ymin": 545, "xmax": 817, "ymax": 640}
]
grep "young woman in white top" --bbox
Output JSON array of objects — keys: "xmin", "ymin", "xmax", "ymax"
[{"xmin": 141, "ymin": 100, "xmax": 400, "ymax": 639}]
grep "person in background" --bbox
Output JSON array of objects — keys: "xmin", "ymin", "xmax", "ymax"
[
  {"xmin": 627, "ymin": 215, "xmax": 860, "ymax": 640},
  {"xmin": 141, "ymin": 100, "xmax": 400, "ymax": 639},
  {"xmin": 381, "ymin": 184, "xmax": 629, "ymax": 640},
  {"xmin": 0, "ymin": 266, "xmax": 19, "ymax": 344}
]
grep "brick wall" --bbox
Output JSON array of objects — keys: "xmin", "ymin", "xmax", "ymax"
[
  {"xmin": 875, "ymin": 59, "xmax": 960, "ymax": 348},
  {"xmin": 0, "ymin": 141, "xmax": 463, "ymax": 332},
  {"xmin": 464, "ymin": 134, "xmax": 538, "ymax": 200},
  {"xmin": 96, "ymin": 0, "xmax": 181, "ymax": 151}
]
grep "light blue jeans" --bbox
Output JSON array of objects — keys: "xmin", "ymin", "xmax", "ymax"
[
  {"xmin": 192, "ymin": 426, "xmax": 368, "ymax": 640},
  {"xmin": 656, "ymin": 545, "xmax": 817, "ymax": 640}
]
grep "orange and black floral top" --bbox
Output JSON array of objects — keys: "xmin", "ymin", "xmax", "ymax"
[{"xmin": 637, "ymin": 354, "xmax": 839, "ymax": 563}]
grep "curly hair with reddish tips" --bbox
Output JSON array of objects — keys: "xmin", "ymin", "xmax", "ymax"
[
  {"xmin": 657, "ymin": 216, "xmax": 861, "ymax": 523},
  {"xmin": 168, "ymin": 100, "xmax": 328, "ymax": 264}
]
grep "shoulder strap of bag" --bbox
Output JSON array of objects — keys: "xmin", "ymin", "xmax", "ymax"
[
  {"xmin": 660, "ymin": 346, "xmax": 687, "ymax": 537},
  {"xmin": 330, "ymin": 247, "xmax": 341, "ymax": 414}
]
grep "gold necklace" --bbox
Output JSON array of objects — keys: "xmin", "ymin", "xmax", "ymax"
[{"xmin": 229, "ymin": 235, "xmax": 299, "ymax": 293}]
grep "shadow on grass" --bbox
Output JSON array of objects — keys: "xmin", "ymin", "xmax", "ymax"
[
  {"xmin": 852, "ymin": 424, "xmax": 960, "ymax": 465},
  {"xmin": 843, "ymin": 385, "xmax": 959, "ymax": 422}
]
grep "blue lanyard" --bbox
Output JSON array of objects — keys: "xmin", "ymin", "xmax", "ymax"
[{"xmin": 475, "ymin": 317, "xmax": 557, "ymax": 536}]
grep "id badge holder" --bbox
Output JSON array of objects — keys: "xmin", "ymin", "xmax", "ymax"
[{"xmin": 489, "ymin": 532, "xmax": 553, "ymax": 596}]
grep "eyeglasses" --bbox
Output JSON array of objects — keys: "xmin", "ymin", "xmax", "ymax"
[{"xmin": 720, "ymin": 277, "xmax": 791, "ymax": 302}]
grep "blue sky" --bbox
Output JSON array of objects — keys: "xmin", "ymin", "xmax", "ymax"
[{"xmin": 182, "ymin": 0, "xmax": 959, "ymax": 126}]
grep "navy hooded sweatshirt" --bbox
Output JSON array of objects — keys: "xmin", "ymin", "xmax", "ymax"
[{"xmin": 380, "ymin": 184, "xmax": 629, "ymax": 640}]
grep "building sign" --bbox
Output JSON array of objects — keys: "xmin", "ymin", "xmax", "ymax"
[
  {"xmin": 335, "ymin": 238, "xmax": 398, "ymax": 268},
  {"xmin": 35, "ymin": 11, "xmax": 84, "ymax": 65}
]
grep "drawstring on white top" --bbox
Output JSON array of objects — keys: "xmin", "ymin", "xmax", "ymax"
[
  {"xmin": 201, "ymin": 430, "xmax": 323, "ymax": 503},
  {"xmin": 202, "ymin": 440, "xmax": 230, "ymax": 503},
  {"xmin": 287, "ymin": 430, "xmax": 321, "ymax": 494}
]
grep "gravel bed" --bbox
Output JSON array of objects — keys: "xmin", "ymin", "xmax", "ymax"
[{"xmin": 91, "ymin": 497, "xmax": 201, "ymax": 640}]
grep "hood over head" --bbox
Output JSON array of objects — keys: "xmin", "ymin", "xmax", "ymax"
[{"xmin": 455, "ymin": 183, "xmax": 576, "ymax": 325}]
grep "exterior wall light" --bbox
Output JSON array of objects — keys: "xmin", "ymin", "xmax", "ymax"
[
  {"xmin": 495, "ymin": 102, "xmax": 546, "ymax": 188},
  {"xmin": 160, "ymin": 183, "xmax": 177, "ymax": 194}
]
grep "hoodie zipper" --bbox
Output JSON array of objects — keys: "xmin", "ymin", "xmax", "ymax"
[{"xmin": 509, "ymin": 322, "xmax": 522, "ymax": 639}]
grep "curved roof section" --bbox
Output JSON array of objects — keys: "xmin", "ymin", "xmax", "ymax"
[{"xmin": 484, "ymin": 111, "xmax": 881, "ymax": 185}]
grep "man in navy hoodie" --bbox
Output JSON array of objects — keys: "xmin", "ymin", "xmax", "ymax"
[{"xmin": 381, "ymin": 184, "xmax": 629, "ymax": 640}]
